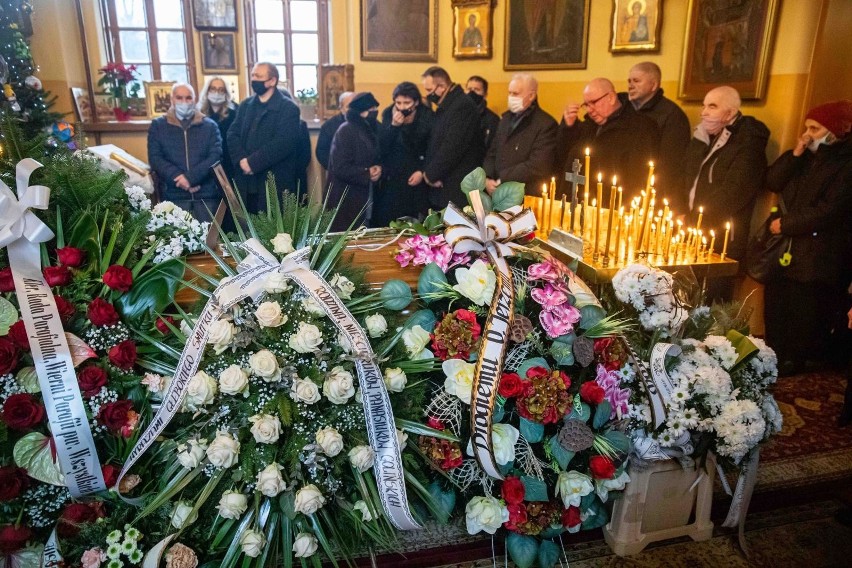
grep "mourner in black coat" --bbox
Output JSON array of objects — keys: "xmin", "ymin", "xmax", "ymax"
[
  {"xmin": 316, "ymin": 92, "xmax": 354, "ymax": 170},
  {"xmin": 466, "ymin": 75, "xmax": 501, "ymax": 151},
  {"xmin": 327, "ymin": 92, "xmax": 382, "ymax": 231},
  {"xmin": 199, "ymin": 78, "xmax": 239, "ymax": 183}
]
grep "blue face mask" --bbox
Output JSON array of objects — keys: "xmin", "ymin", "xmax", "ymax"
[{"xmin": 175, "ymin": 102, "xmax": 195, "ymax": 120}]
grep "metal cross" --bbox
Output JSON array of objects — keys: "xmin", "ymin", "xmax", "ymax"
[{"xmin": 564, "ymin": 159, "xmax": 586, "ymax": 234}]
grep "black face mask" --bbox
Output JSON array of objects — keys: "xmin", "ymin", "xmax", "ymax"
[
  {"xmin": 426, "ymin": 91, "xmax": 441, "ymax": 105},
  {"xmin": 399, "ymin": 106, "xmax": 415, "ymax": 117},
  {"xmin": 467, "ymin": 91, "xmax": 485, "ymax": 107},
  {"xmin": 251, "ymin": 80, "xmax": 269, "ymax": 97},
  {"xmin": 366, "ymin": 110, "xmax": 379, "ymax": 124}
]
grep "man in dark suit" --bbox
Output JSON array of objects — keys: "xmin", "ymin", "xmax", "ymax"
[
  {"xmin": 227, "ymin": 62, "xmax": 301, "ymax": 213},
  {"xmin": 417, "ymin": 66, "xmax": 484, "ymax": 209},
  {"xmin": 483, "ymin": 73, "xmax": 557, "ymax": 196}
]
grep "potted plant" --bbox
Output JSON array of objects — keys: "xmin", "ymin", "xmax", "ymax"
[
  {"xmin": 295, "ymin": 87, "xmax": 319, "ymax": 122},
  {"xmin": 97, "ymin": 62, "xmax": 141, "ymax": 121}
]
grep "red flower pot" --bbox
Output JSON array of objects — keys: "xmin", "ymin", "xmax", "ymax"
[{"xmin": 113, "ymin": 107, "xmax": 131, "ymax": 121}]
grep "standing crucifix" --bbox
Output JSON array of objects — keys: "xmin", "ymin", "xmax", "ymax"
[{"xmin": 564, "ymin": 159, "xmax": 586, "ymax": 235}]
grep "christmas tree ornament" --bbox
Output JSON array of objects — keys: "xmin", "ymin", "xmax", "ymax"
[{"xmin": 24, "ymin": 74, "xmax": 40, "ymax": 89}]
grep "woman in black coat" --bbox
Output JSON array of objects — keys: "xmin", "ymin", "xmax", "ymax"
[
  {"xmin": 199, "ymin": 77, "xmax": 239, "ymax": 182},
  {"xmin": 373, "ymin": 82, "xmax": 433, "ymax": 227},
  {"xmin": 327, "ymin": 92, "xmax": 382, "ymax": 231},
  {"xmin": 764, "ymin": 100, "xmax": 852, "ymax": 376}
]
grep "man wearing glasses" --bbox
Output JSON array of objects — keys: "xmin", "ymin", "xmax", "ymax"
[{"xmin": 557, "ymin": 78, "xmax": 659, "ymax": 193}]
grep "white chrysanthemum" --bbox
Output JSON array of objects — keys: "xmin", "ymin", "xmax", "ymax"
[{"xmin": 704, "ymin": 335, "xmax": 738, "ymax": 369}]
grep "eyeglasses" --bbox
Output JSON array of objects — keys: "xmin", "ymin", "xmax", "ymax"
[
  {"xmin": 581, "ymin": 92, "xmax": 612, "ymax": 108},
  {"xmin": 208, "ymin": 87, "xmax": 227, "ymax": 94}
]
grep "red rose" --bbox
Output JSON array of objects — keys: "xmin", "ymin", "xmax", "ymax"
[
  {"xmin": 0, "ymin": 268, "xmax": 14, "ymax": 293},
  {"xmin": 156, "ymin": 316, "xmax": 175, "ymax": 335},
  {"xmin": 0, "ymin": 525, "xmax": 32, "ymax": 554},
  {"xmin": 1, "ymin": 393, "xmax": 44, "ymax": 430},
  {"xmin": 525, "ymin": 366, "xmax": 548, "ymax": 379},
  {"xmin": 505, "ymin": 502, "xmax": 528, "ymax": 531},
  {"xmin": 426, "ymin": 416, "xmax": 445, "ymax": 430},
  {"xmin": 7, "ymin": 320, "xmax": 29, "ymax": 351},
  {"xmin": 57, "ymin": 502, "xmax": 105, "ymax": 538},
  {"xmin": 501, "ymin": 476, "xmax": 526, "ymax": 505},
  {"xmin": 54, "ymin": 295, "xmax": 76, "ymax": 322},
  {"xmin": 0, "ymin": 337, "xmax": 19, "ymax": 375},
  {"xmin": 498, "ymin": 373, "xmax": 524, "ymax": 398},
  {"xmin": 0, "ymin": 466, "xmax": 30, "ymax": 501},
  {"xmin": 102, "ymin": 265, "xmax": 133, "ymax": 292},
  {"xmin": 562, "ymin": 506, "xmax": 581, "ymax": 527},
  {"xmin": 56, "ymin": 246, "xmax": 85, "ymax": 268},
  {"xmin": 87, "ymin": 298, "xmax": 119, "ymax": 327},
  {"xmin": 108, "ymin": 340, "xmax": 137, "ymax": 370},
  {"xmin": 97, "ymin": 399, "xmax": 135, "ymax": 432},
  {"xmin": 579, "ymin": 381, "xmax": 606, "ymax": 405},
  {"xmin": 77, "ymin": 365, "xmax": 108, "ymax": 397},
  {"xmin": 43, "ymin": 265, "xmax": 72, "ymax": 287},
  {"xmin": 589, "ymin": 455, "xmax": 616, "ymax": 479},
  {"xmin": 101, "ymin": 464, "xmax": 119, "ymax": 488}
]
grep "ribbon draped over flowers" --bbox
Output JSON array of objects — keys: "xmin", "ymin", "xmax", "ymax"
[
  {"xmin": 0, "ymin": 159, "xmax": 107, "ymax": 505},
  {"xmin": 442, "ymin": 191, "xmax": 536, "ymax": 479},
  {"xmin": 118, "ymin": 239, "xmax": 420, "ymax": 530}
]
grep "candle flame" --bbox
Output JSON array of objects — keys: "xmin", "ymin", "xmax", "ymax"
[
  {"xmin": 585, "ymin": 147, "xmax": 590, "ymax": 156},
  {"xmin": 649, "ymin": 161, "xmax": 654, "ymax": 167},
  {"xmin": 612, "ymin": 175, "xmax": 617, "ymax": 185},
  {"xmin": 650, "ymin": 174, "xmax": 655, "ymax": 186},
  {"xmin": 702, "ymin": 236, "xmax": 707, "ymax": 244},
  {"xmin": 663, "ymin": 198, "xmax": 669, "ymax": 206},
  {"xmin": 592, "ymin": 198, "xmax": 597, "ymax": 206},
  {"xmin": 726, "ymin": 222, "xmax": 731, "ymax": 229},
  {"xmin": 699, "ymin": 206, "xmax": 704, "ymax": 213},
  {"xmin": 710, "ymin": 229, "xmax": 715, "ymax": 236},
  {"xmin": 597, "ymin": 172, "xmax": 602, "ymax": 182}
]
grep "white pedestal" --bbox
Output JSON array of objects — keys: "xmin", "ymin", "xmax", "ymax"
[{"xmin": 603, "ymin": 455, "xmax": 715, "ymax": 556}]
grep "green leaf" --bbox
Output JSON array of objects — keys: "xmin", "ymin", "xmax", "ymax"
[
  {"xmin": 116, "ymin": 258, "xmax": 184, "ymax": 323},
  {"xmin": 548, "ymin": 436, "xmax": 574, "ymax": 470},
  {"xmin": 550, "ymin": 333, "xmax": 576, "ymax": 366},
  {"xmin": 567, "ymin": 402, "xmax": 591, "ymax": 423},
  {"xmin": 593, "ymin": 401, "xmax": 612, "ymax": 429},
  {"xmin": 460, "ymin": 167, "xmax": 486, "ymax": 194},
  {"xmin": 603, "ymin": 430, "xmax": 631, "ymax": 455},
  {"xmin": 506, "ymin": 532, "xmax": 538, "ymax": 568},
  {"xmin": 68, "ymin": 211, "xmax": 100, "ymax": 266},
  {"xmin": 0, "ymin": 297, "xmax": 18, "ymax": 335},
  {"xmin": 491, "ymin": 181, "xmax": 525, "ymax": 211},
  {"xmin": 16, "ymin": 367, "xmax": 40, "ymax": 393},
  {"xmin": 519, "ymin": 417, "xmax": 544, "ymax": 443},
  {"xmin": 417, "ymin": 262, "xmax": 448, "ymax": 304},
  {"xmin": 396, "ymin": 418, "xmax": 459, "ymax": 442},
  {"xmin": 726, "ymin": 329, "xmax": 759, "ymax": 372},
  {"xmin": 516, "ymin": 357, "xmax": 549, "ymax": 378},
  {"xmin": 580, "ymin": 498, "xmax": 608, "ymax": 530},
  {"xmin": 426, "ymin": 481, "xmax": 455, "ymax": 524},
  {"xmin": 404, "ymin": 309, "xmax": 437, "ymax": 333},
  {"xmin": 520, "ymin": 475, "xmax": 548, "ymax": 502},
  {"xmin": 538, "ymin": 539, "xmax": 561, "ymax": 568},
  {"xmin": 380, "ymin": 279, "xmax": 413, "ymax": 311},
  {"xmin": 13, "ymin": 432, "xmax": 65, "ymax": 486}
]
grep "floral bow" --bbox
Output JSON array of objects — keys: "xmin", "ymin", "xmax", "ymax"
[
  {"xmin": 442, "ymin": 190, "xmax": 537, "ymax": 258},
  {"xmin": 0, "ymin": 158, "xmax": 53, "ymax": 248}
]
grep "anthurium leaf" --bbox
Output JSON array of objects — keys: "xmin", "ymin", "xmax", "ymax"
[
  {"xmin": 603, "ymin": 430, "xmax": 632, "ymax": 455},
  {"xmin": 0, "ymin": 297, "xmax": 17, "ymax": 335},
  {"xmin": 520, "ymin": 475, "xmax": 548, "ymax": 502},
  {"xmin": 519, "ymin": 417, "xmax": 544, "ymax": 443},
  {"xmin": 404, "ymin": 309, "xmax": 437, "ymax": 333},
  {"xmin": 68, "ymin": 211, "xmax": 100, "ymax": 265},
  {"xmin": 116, "ymin": 258, "xmax": 184, "ymax": 322},
  {"xmin": 427, "ymin": 481, "xmax": 455, "ymax": 524},
  {"xmin": 417, "ymin": 262, "xmax": 448, "ymax": 304},
  {"xmin": 380, "ymin": 279, "xmax": 413, "ymax": 311},
  {"xmin": 593, "ymin": 401, "xmax": 612, "ymax": 430},
  {"xmin": 65, "ymin": 333, "xmax": 97, "ymax": 367},
  {"xmin": 460, "ymin": 167, "xmax": 486, "ymax": 194},
  {"xmin": 517, "ymin": 357, "xmax": 550, "ymax": 378},
  {"xmin": 548, "ymin": 436, "xmax": 574, "ymax": 470},
  {"xmin": 538, "ymin": 539, "xmax": 561, "ymax": 568},
  {"xmin": 567, "ymin": 402, "xmax": 591, "ymax": 423},
  {"xmin": 726, "ymin": 329, "xmax": 759, "ymax": 372},
  {"xmin": 13, "ymin": 432, "xmax": 65, "ymax": 486},
  {"xmin": 550, "ymin": 333, "xmax": 576, "ymax": 366},
  {"xmin": 580, "ymin": 498, "xmax": 608, "ymax": 530},
  {"xmin": 506, "ymin": 532, "xmax": 539, "ymax": 568},
  {"xmin": 491, "ymin": 181, "xmax": 525, "ymax": 211},
  {"xmin": 16, "ymin": 367, "xmax": 39, "ymax": 393}
]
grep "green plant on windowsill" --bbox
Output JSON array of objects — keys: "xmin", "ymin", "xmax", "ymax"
[{"xmin": 295, "ymin": 87, "xmax": 318, "ymax": 105}]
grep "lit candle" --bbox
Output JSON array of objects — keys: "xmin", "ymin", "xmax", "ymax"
[
  {"xmin": 662, "ymin": 199, "xmax": 670, "ymax": 224},
  {"xmin": 592, "ymin": 198, "xmax": 599, "ymax": 257},
  {"xmin": 645, "ymin": 161, "xmax": 655, "ymax": 193},
  {"xmin": 622, "ymin": 215, "xmax": 631, "ymax": 263},
  {"xmin": 584, "ymin": 147, "xmax": 591, "ymax": 186},
  {"xmin": 583, "ymin": 190, "xmax": 589, "ymax": 238},
  {"xmin": 696, "ymin": 206, "xmax": 704, "ymax": 231},
  {"xmin": 709, "ymin": 229, "xmax": 716, "ymax": 258},
  {"xmin": 595, "ymin": 173, "xmax": 603, "ymax": 255},
  {"xmin": 548, "ymin": 176, "xmax": 557, "ymax": 233},
  {"xmin": 540, "ymin": 184, "xmax": 547, "ymax": 231},
  {"xmin": 605, "ymin": 176, "xmax": 617, "ymax": 257},
  {"xmin": 695, "ymin": 229, "xmax": 703, "ymax": 261},
  {"xmin": 668, "ymin": 236, "xmax": 676, "ymax": 264},
  {"xmin": 614, "ymin": 206, "xmax": 624, "ymax": 264},
  {"xmin": 627, "ymin": 234, "xmax": 634, "ymax": 263},
  {"xmin": 721, "ymin": 222, "xmax": 731, "ymax": 260},
  {"xmin": 656, "ymin": 219, "xmax": 665, "ymax": 259},
  {"xmin": 701, "ymin": 236, "xmax": 708, "ymax": 260}
]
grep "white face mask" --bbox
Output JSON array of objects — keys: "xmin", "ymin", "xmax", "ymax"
[
  {"xmin": 507, "ymin": 95, "xmax": 526, "ymax": 114},
  {"xmin": 207, "ymin": 92, "xmax": 226, "ymax": 105},
  {"xmin": 700, "ymin": 116, "xmax": 726, "ymax": 135},
  {"xmin": 808, "ymin": 133, "xmax": 833, "ymax": 152}
]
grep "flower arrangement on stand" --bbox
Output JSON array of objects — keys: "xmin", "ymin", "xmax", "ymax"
[
  {"xmin": 97, "ymin": 63, "xmax": 141, "ymax": 122},
  {"xmin": 388, "ymin": 169, "xmax": 634, "ymax": 568},
  {"xmin": 125, "ymin": 186, "xmax": 209, "ymax": 263}
]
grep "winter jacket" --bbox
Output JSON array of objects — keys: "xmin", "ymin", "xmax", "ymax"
[
  {"xmin": 327, "ymin": 110, "xmax": 380, "ymax": 230},
  {"xmin": 147, "ymin": 108, "xmax": 222, "ymax": 202},
  {"xmin": 203, "ymin": 101, "xmax": 238, "ymax": 182},
  {"xmin": 484, "ymin": 100, "xmax": 558, "ymax": 195},
  {"xmin": 316, "ymin": 113, "xmax": 345, "ymax": 170},
  {"xmin": 681, "ymin": 114, "xmax": 770, "ymax": 261},
  {"xmin": 765, "ymin": 138, "xmax": 852, "ymax": 284}
]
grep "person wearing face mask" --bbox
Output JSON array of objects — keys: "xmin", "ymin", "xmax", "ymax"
[
  {"xmin": 327, "ymin": 92, "xmax": 382, "ymax": 231},
  {"xmin": 199, "ymin": 77, "xmax": 239, "ymax": 183},
  {"xmin": 466, "ymin": 76, "xmax": 500, "ymax": 152},
  {"xmin": 762, "ymin": 100, "xmax": 852, "ymax": 377},
  {"xmin": 681, "ymin": 86, "xmax": 769, "ymax": 267},
  {"xmin": 373, "ymin": 82, "xmax": 434, "ymax": 227},
  {"xmin": 147, "ymin": 82, "xmax": 222, "ymax": 221},
  {"xmin": 227, "ymin": 62, "xmax": 301, "ymax": 213},
  {"xmin": 418, "ymin": 66, "xmax": 485, "ymax": 210},
  {"xmin": 483, "ymin": 73, "xmax": 557, "ymax": 197}
]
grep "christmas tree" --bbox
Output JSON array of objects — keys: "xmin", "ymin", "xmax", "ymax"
[{"xmin": 0, "ymin": 0, "xmax": 63, "ymax": 138}]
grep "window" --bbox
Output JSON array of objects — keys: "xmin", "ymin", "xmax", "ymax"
[
  {"xmin": 100, "ymin": 0, "xmax": 196, "ymax": 89},
  {"xmin": 246, "ymin": 0, "xmax": 329, "ymax": 96}
]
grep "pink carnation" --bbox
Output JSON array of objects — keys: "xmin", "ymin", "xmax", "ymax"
[
  {"xmin": 530, "ymin": 283, "xmax": 569, "ymax": 310},
  {"xmin": 394, "ymin": 234, "xmax": 471, "ymax": 272},
  {"xmin": 595, "ymin": 364, "xmax": 631, "ymax": 419},
  {"xmin": 539, "ymin": 303, "xmax": 581, "ymax": 338},
  {"xmin": 81, "ymin": 548, "xmax": 106, "ymax": 568},
  {"xmin": 527, "ymin": 257, "xmax": 571, "ymax": 282}
]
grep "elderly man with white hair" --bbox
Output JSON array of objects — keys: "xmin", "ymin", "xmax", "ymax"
[
  {"xmin": 483, "ymin": 73, "xmax": 557, "ymax": 196},
  {"xmin": 147, "ymin": 82, "xmax": 222, "ymax": 220}
]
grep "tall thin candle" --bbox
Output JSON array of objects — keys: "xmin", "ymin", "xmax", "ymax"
[
  {"xmin": 595, "ymin": 173, "xmax": 603, "ymax": 255},
  {"xmin": 547, "ymin": 176, "xmax": 557, "ymax": 233},
  {"xmin": 605, "ymin": 176, "xmax": 617, "ymax": 257},
  {"xmin": 709, "ymin": 229, "xmax": 716, "ymax": 258},
  {"xmin": 614, "ymin": 207, "xmax": 624, "ymax": 264},
  {"xmin": 696, "ymin": 206, "xmax": 704, "ymax": 231},
  {"xmin": 721, "ymin": 222, "xmax": 730, "ymax": 260},
  {"xmin": 592, "ymin": 198, "xmax": 599, "ymax": 256},
  {"xmin": 645, "ymin": 161, "xmax": 655, "ymax": 193},
  {"xmin": 539, "ymin": 184, "xmax": 547, "ymax": 232}
]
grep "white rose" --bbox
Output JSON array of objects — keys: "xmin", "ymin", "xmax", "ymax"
[
  {"xmin": 271, "ymin": 232, "xmax": 295, "ymax": 255},
  {"xmin": 302, "ymin": 297, "xmax": 326, "ymax": 317},
  {"xmin": 292, "ymin": 532, "xmax": 318, "ymax": 558},
  {"xmin": 217, "ymin": 490, "xmax": 248, "ymax": 519},
  {"xmin": 453, "ymin": 259, "xmax": 496, "ymax": 306},
  {"xmin": 239, "ymin": 529, "xmax": 266, "ymax": 558},
  {"xmin": 170, "ymin": 501, "xmax": 198, "ymax": 529},
  {"xmin": 248, "ymin": 350, "xmax": 281, "ymax": 382},
  {"xmin": 255, "ymin": 301, "xmax": 287, "ymax": 328},
  {"xmin": 207, "ymin": 319, "xmax": 237, "ymax": 354},
  {"xmin": 256, "ymin": 463, "xmax": 286, "ymax": 497},
  {"xmin": 315, "ymin": 426, "xmax": 344, "ymax": 457},
  {"xmin": 289, "ymin": 322, "xmax": 324, "ymax": 353},
  {"xmin": 179, "ymin": 319, "xmax": 193, "ymax": 337},
  {"xmin": 556, "ymin": 471, "xmax": 594, "ymax": 509},
  {"xmin": 491, "ymin": 423, "xmax": 519, "ymax": 465},
  {"xmin": 219, "ymin": 365, "xmax": 249, "ymax": 396},
  {"xmin": 323, "ymin": 366, "xmax": 355, "ymax": 404},
  {"xmin": 183, "ymin": 371, "xmax": 218, "ymax": 411},
  {"xmin": 353, "ymin": 500, "xmax": 374, "ymax": 521},
  {"xmin": 443, "ymin": 359, "xmax": 475, "ymax": 404},
  {"xmin": 465, "ymin": 496, "xmax": 508, "ymax": 535},
  {"xmin": 348, "ymin": 445, "xmax": 375, "ymax": 473},
  {"xmin": 176, "ymin": 438, "xmax": 207, "ymax": 469},
  {"xmin": 153, "ymin": 201, "xmax": 176, "ymax": 214},
  {"xmin": 365, "ymin": 314, "xmax": 388, "ymax": 338},
  {"xmin": 249, "ymin": 414, "xmax": 282, "ymax": 444},
  {"xmin": 206, "ymin": 431, "xmax": 240, "ymax": 468},
  {"xmin": 294, "ymin": 484, "xmax": 326, "ymax": 515},
  {"xmin": 290, "ymin": 377, "xmax": 321, "ymax": 404},
  {"xmin": 402, "ymin": 325, "xmax": 433, "ymax": 360},
  {"xmin": 263, "ymin": 272, "xmax": 291, "ymax": 294},
  {"xmin": 383, "ymin": 367, "xmax": 407, "ymax": 393},
  {"xmin": 337, "ymin": 331, "xmax": 354, "ymax": 354},
  {"xmin": 397, "ymin": 429, "xmax": 408, "ymax": 447},
  {"xmin": 330, "ymin": 273, "xmax": 356, "ymax": 300}
]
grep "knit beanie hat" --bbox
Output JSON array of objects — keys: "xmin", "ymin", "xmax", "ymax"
[
  {"xmin": 805, "ymin": 100, "xmax": 852, "ymax": 138},
  {"xmin": 348, "ymin": 92, "xmax": 380, "ymax": 113}
]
